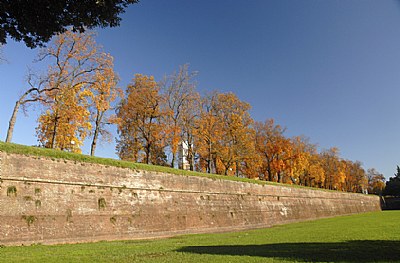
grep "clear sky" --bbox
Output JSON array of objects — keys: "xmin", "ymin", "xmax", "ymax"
[{"xmin": 1, "ymin": 0, "xmax": 400, "ymax": 179}]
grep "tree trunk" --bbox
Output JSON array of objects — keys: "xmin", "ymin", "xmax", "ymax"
[
  {"xmin": 145, "ymin": 143, "xmax": 151, "ymax": 164},
  {"xmin": 188, "ymin": 142, "xmax": 195, "ymax": 171},
  {"xmin": 5, "ymin": 87, "xmax": 40, "ymax": 143},
  {"xmin": 90, "ymin": 110, "xmax": 103, "ymax": 156},
  {"xmin": 50, "ymin": 113, "xmax": 59, "ymax": 149},
  {"xmin": 207, "ymin": 139, "xmax": 212, "ymax": 173},
  {"xmin": 5, "ymin": 100, "xmax": 21, "ymax": 143},
  {"xmin": 267, "ymin": 162, "xmax": 273, "ymax": 181},
  {"xmin": 224, "ymin": 164, "xmax": 229, "ymax": 175},
  {"xmin": 171, "ymin": 152, "xmax": 176, "ymax": 169}
]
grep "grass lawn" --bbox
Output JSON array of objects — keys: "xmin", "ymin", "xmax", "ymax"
[{"xmin": 0, "ymin": 211, "xmax": 399, "ymax": 263}]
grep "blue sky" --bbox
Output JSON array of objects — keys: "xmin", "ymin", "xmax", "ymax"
[{"xmin": 1, "ymin": 0, "xmax": 400, "ymax": 179}]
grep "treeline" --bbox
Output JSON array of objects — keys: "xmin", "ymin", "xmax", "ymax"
[{"xmin": 5, "ymin": 31, "xmax": 385, "ymax": 194}]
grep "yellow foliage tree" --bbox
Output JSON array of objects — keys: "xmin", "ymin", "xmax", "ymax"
[
  {"xmin": 36, "ymin": 86, "xmax": 91, "ymax": 152},
  {"xmin": 213, "ymin": 92, "xmax": 255, "ymax": 176},
  {"xmin": 35, "ymin": 31, "xmax": 115, "ymax": 153}
]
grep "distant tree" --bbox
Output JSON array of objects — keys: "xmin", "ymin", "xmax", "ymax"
[
  {"xmin": 254, "ymin": 119, "xmax": 291, "ymax": 182},
  {"xmin": 319, "ymin": 147, "xmax": 341, "ymax": 190},
  {"xmin": 289, "ymin": 136, "xmax": 318, "ymax": 186},
  {"xmin": 345, "ymin": 160, "xmax": 368, "ymax": 193},
  {"xmin": 0, "ymin": 0, "xmax": 139, "ymax": 48},
  {"xmin": 367, "ymin": 168, "xmax": 385, "ymax": 195},
  {"xmin": 384, "ymin": 166, "xmax": 400, "ymax": 196}
]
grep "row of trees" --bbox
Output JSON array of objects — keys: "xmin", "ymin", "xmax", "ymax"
[
  {"xmin": 115, "ymin": 73, "xmax": 385, "ymax": 193},
  {"xmin": 5, "ymin": 31, "xmax": 385, "ymax": 194}
]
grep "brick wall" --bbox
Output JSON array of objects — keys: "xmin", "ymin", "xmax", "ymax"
[{"xmin": 0, "ymin": 151, "xmax": 381, "ymax": 245}]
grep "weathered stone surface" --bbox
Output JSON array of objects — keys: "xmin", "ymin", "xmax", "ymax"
[{"xmin": 0, "ymin": 151, "xmax": 381, "ymax": 245}]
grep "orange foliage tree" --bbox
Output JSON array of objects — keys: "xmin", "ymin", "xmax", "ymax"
[
  {"xmin": 254, "ymin": 119, "xmax": 293, "ymax": 182},
  {"xmin": 195, "ymin": 91, "xmax": 223, "ymax": 173},
  {"xmin": 116, "ymin": 74, "xmax": 166, "ymax": 165}
]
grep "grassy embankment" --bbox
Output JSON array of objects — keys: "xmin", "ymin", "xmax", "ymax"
[
  {"xmin": 0, "ymin": 211, "xmax": 398, "ymax": 263},
  {"xmin": 0, "ymin": 141, "xmax": 310, "ymax": 189}
]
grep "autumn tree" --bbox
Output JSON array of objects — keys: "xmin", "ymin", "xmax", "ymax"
[
  {"xmin": 254, "ymin": 119, "xmax": 292, "ymax": 182},
  {"xmin": 0, "ymin": 0, "xmax": 139, "ymax": 48},
  {"xmin": 289, "ymin": 136, "xmax": 323, "ymax": 186},
  {"xmin": 307, "ymin": 153, "xmax": 326, "ymax": 188},
  {"xmin": 240, "ymin": 152, "xmax": 262, "ymax": 179},
  {"xmin": 33, "ymin": 31, "xmax": 117, "ymax": 152},
  {"xmin": 195, "ymin": 91, "xmax": 222, "ymax": 174},
  {"xmin": 347, "ymin": 160, "xmax": 368, "ymax": 193},
  {"xmin": 89, "ymin": 61, "xmax": 120, "ymax": 156},
  {"xmin": 320, "ymin": 147, "xmax": 341, "ymax": 190},
  {"xmin": 160, "ymin": 64, "xmax": 198, "ymax": 168},
  {"xmin": 367, "ymin": 168, "xmax": 385, "ymax": 195},
  {"xmin": 36, "ymin": 87, "xmax": 92, "ymax": 152},
  {"xmin": 213, "ymin": 92, "xmax": 255, "ymax": 176},
  {"xmin": 116, "ymin": 74, "xmax": 166, "ymax": 165}
]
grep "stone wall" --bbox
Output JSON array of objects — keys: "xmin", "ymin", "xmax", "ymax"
[{"xmin": 0, "ymin": 151, "xmax": 381, "ymax": 245}]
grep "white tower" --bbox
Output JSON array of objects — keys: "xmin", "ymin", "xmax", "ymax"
[{"xmin": 179, "ymin": 141, "xmax": 190, "ymax": 170}]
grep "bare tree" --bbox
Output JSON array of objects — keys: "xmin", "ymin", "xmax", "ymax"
[{"xmin": 160, "ymin": 64, "xmax": 198, "ymax": 168}]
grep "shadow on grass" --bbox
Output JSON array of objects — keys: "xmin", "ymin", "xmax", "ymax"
[{"xmin": 176, "ymin": 240, "xmax": 400, "ymax": 262}]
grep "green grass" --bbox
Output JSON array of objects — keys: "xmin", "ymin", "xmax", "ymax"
[
  {"xmin": 1, "ymin": 211, "xmax": 399, "ymax": 263},
  {"xmin": 0, "ymin": 141, "xmax": 308, "ymax": 189}
]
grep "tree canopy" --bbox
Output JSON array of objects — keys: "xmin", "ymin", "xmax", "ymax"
[
  {"xmin": 384, "ymin": 166, "xmax": 400, "ymax": 196},
  {"xmin": 0, "ymin": 0, "xmax": 139, "ymax": 48}
]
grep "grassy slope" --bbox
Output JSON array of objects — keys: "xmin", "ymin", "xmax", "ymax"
[
  {"xmin": 0, "ymin": 141, "xmax": 262, "ymax": 183},
  {"xmin": 0, "ymin": 141, "xmax": 313, "ymax": 189},
  {"xmin": 0, "ymin": 211, "xmax": 399, "ymax": 263}
]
